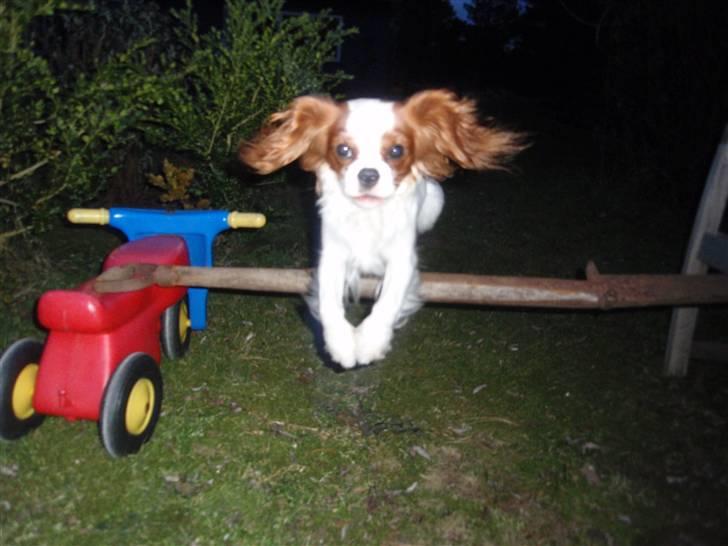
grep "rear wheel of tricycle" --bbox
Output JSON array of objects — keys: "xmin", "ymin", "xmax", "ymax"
[
  {"xmin": 0, "ymin": 338, "xmax": 45, "ymax": 440},
  {"xmin": 99, "ymin": 353, "xmax": 163, "ymax": 458},
  {"xmin": 161, "ymin": 295, "xmax": 191, "ymax": 360}
]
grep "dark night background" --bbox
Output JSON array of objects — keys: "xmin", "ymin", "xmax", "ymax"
[{"xmin": 157, "ymin": 0, "xmax": 728, "ymax": 213}]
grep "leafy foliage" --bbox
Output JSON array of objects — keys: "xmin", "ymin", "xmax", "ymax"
[
  {"xmin": 0, "ymin": 0, "xmax": 354, "ymax": 248},
  {"xmin": 144, "ymin": 0, "xmax": 354, "ymax": 207},
  {"xmin": 0, "ymin": 1, "xmax": 175, "ymax": 245},
  {"xmin": 147, "ymin": 159, "xmax": 209, "ymax": 210},
  {"xmin": 1, "ymin": 2, "xmax": 59, "ymax": 243}
]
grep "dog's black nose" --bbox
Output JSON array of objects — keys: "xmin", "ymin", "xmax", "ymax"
[{"xmin": 358, "ymin": 168, "xmax": 380, "ymax": 189}]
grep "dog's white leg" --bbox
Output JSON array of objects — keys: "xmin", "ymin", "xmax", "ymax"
[
  {"xmin": 355, "ymin": 249, "xmax": 418, "ymax": 365},
  {"xmin": 317, "ymin": 250, "xmax": 357, "ymax": 368}
]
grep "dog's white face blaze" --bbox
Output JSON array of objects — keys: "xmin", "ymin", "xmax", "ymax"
[{"xmin": 339, "ymin": 99, "xmax": 399, "ymax": 206}]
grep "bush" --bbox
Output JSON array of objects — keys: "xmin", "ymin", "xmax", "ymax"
[
  {"xmin": 1, "ymin": 1, "xmax": 59, "ymax": 243},
  {"xmin": 144, "ymin": 0, "xmax": 354, "ymax": 207},
  {"xmin": 0, "ymin": 0, "xmax": 354, "ymax": 248},
  {"xmin": 0, "ymin": 1, "xmax": 173, "ymax": 245}
]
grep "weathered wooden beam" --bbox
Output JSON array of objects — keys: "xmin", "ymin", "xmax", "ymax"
[{"xmin": 94, "ymin": 262, "xmax": 728, "ymax": 310}]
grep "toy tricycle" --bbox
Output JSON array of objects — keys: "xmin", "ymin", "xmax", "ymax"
[{"xmin": 0, "ymin": 208, "xmax": 265, "ymax": 457}]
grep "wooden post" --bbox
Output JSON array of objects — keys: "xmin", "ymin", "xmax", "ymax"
[
  {"xmin": 664, "ymin": 124, "xmax": 728, "ymax": 376},
  {"xmin": 94, "ymin": 262, "xmax": 728, "ymax": 309}
]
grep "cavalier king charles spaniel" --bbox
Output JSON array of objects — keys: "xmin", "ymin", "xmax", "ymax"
[{"xmin": 240, "ymin": 89, "xmax": 524, "ymax": 369}]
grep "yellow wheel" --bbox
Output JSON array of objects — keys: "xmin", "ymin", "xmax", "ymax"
[
  {"xmin": 161, "ymin": 295, "xmax": 191, "ymax": 360},
  {"xmin": 0, "ymin": 339, "xmax": 45, "ymax": 440},
  {"xmin": 125, "ymin": 378, "xmax": 155, "ymax": 435},
  {"xmin": 12, "ymin": 363, "xmax": 39, "ymax": 420},
  {"xmin": 178, "ymin": 299, "xmax": 191, "ymax": 342},
  {"xmin": 99, "ymin": 353, "xmax": 162, "ymax": 457}
]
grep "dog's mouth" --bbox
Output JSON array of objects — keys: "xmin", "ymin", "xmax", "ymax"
[{"xmin": 352, "ymin": 194, "xmax": 386, "ymax": 206}]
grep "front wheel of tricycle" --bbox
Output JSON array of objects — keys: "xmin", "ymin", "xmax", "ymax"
[
  {"xmin": 99, "ymin": 353, "xmax": 163, "ymax": 458},
  {"xmin": 0, "ymin": 338, "xmax": 45, "ymax": 441},
  {"xmin": 161, "ymin": 295, "xmax": 191, "ymax": 360}
]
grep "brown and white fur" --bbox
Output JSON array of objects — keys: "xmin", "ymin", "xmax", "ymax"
[{"xmin": 240, "ymin": 89, "xmax": 523, "ymax": 369}]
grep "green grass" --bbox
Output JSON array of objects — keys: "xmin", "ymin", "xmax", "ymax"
[{"xmin": 1, "ymin": 129, "xmax": 727, "ymax": 545}]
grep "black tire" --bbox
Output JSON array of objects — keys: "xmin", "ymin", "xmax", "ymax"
[
  {"xmin": 0, "ymin": 338, "xmax": 45, "ymax": 440},
  {"xmin": 161, "ymin": 295, "xmax": 191, "ymax": 360},
  {"xmin": 99, "ymin": 353, "xmax": 163, "ymax": 458}
]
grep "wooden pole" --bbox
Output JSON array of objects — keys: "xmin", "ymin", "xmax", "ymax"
[{"xmin": 94, "ymin": 262, "xmax": 728, "ymax": 311}]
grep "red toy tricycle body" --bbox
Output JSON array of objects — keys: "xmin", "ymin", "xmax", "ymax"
[{"xmin": 34, "ymin": 236, "xmax": 188, "ymax": 421}]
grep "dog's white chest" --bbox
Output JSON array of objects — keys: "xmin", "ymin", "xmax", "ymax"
[{"xmin": 329, "ymin": 204, "xmax": 404, "ymax": 275}]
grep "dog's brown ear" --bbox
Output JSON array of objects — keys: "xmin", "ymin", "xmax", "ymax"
[
  {"xmin": 399, "ymin": 89, "xmax": 527, "ymax": 179},
  {"xmin": 239, "ymin": 96, "xmax": 342, "ymax": 174}
]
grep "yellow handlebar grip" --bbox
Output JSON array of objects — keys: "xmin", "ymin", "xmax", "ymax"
[
  {"xmin": 67, "ymin": 208, "xmax": 110, "ymax": 225},
  {"xmin": 227, "ymin": 212, "xmax": 267, "ymax": 229}
]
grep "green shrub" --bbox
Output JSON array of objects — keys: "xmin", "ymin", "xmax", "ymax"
[
  {"xmin": 144, "ymin": 0, "xmax": 354, "ymax": 207},
  {"xmin": 1, "ymin": 1, "xmax": 59, "ymax": 243},
  {"xmin": 0, "ymin": 1, "xmax": 172, "ymax": 245},
  {"xmin": 0, "ymin": 0, "xmax": 354, "ymax": 248}
]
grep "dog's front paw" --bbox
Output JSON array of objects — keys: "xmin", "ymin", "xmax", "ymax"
[
  {"xmin": 323, "ymin": 320, "xmax": 357, "ymax": 369},
  {"xmin": 355, "ymin": 319, "xmax": 393, "ymax": 365}
]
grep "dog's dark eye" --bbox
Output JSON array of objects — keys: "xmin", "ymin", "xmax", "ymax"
[
  {"xmin": 388, "ymin": 145, "xmax": 404, "ymax": 159},
  {"xmin": 336, "ymin": 144, "xmax": 353, "ymax": 159}
]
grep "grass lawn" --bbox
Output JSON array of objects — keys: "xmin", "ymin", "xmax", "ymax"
[{"xmin": 1, "ymin": 106, "xmax": 727, "ymax": 545}]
